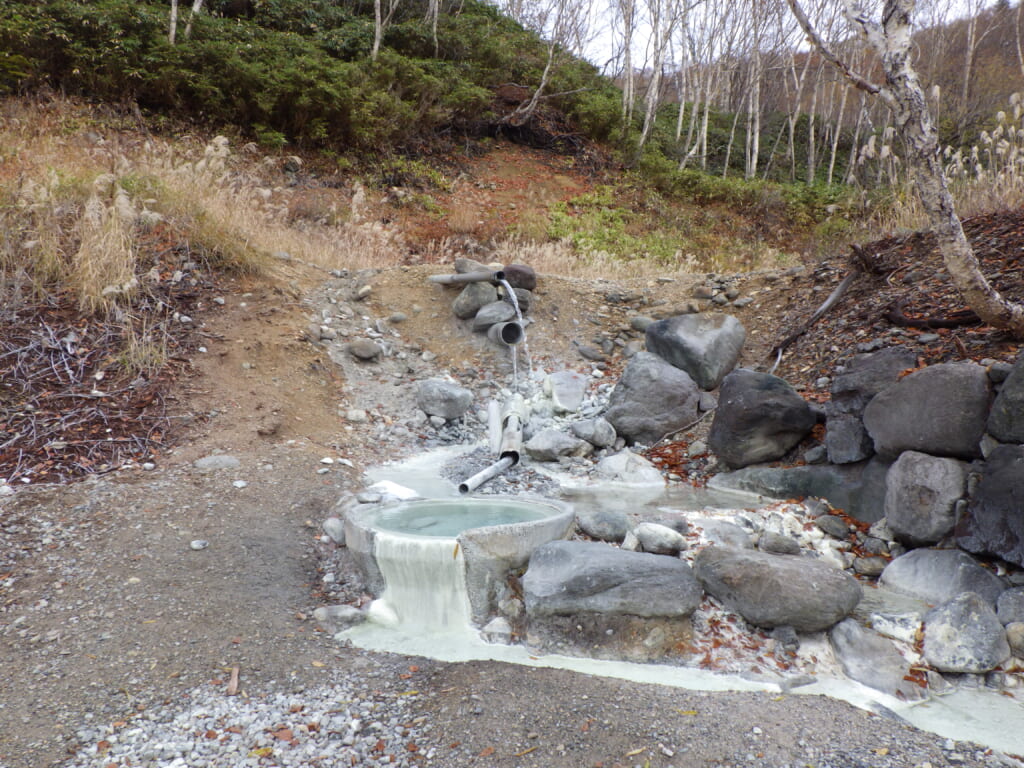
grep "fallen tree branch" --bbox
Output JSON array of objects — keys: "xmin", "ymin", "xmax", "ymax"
[
  {"xmin": 769, "ymin": 261, "xmax": 862, "ymax": 372},
  {"xmin": 882, "ymin": 300, "xmax": 982, "ymax": 329}
]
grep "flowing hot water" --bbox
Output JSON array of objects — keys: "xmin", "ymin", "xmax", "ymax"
[{"xmin": 499, "ymin": 279, "xmax": 532, "ymax": 390}]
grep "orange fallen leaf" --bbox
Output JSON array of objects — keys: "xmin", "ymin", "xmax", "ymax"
[
  {"xmin": 204, "ymin": 730, "xmax": 218, "ymax": 739},
  {"xmin": 272, "ymin": 728, "xmax": 293, "ymax": 741},
  {"xmin": 249, "ymin": 747, "xmax": 273, "ymax": 758},
  {"xmin": 479, "ymin": 746, "xmax": 496, "ymax": 757}
]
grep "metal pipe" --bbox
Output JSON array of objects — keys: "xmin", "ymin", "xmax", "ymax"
[
  {"xmin": 428, "ymin": 270, "xmax": 506, "ymax": 286},
  {"xmin": 486, "ymin": 321, "xmax": 524, "ymax": 346},
  {"xmin": 487, "ymin": 400, "xmax": 502, "ymax": 454},
  {"xmin": 459, "ymin": 455, "xmax": 515, "ymax": 494},
  {"xmin": 498, "ymin": 411, "xmax": 522, "ymax": 464}
]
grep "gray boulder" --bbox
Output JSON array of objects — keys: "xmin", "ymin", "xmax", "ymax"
[
  {"xmin": 694, "ymin": 546, "xmax": 862, "ymax": 632},
  {"xmin": 825, "ymin": 346, "xmax": 917, "ymax": 464},
  {"xmin": 923, "ymin": 592, "xmax": 1011, "ymax": 674},
  {"xmin": 955, "ymin": 445, "xmax": 1024, "ymax": 568},
  {"xmin": 348, "ymin": 338, "xmax": 382, "ymax": 360},
  {"xmin": 416, "ymin": 379, "xmax": 473, "ymax": 420},
  {"xmin": 524, "ymin": 429, "xmax": 590, "ymax": 461},
  {"xmin": 452, "ymin": 282, "xmax": 498, "ymax": 319},
  {"xmin": 824, "ymin": 414, "xmax": 875, "ymax": 465},
  {"xmin": 879, "ymin": 548, "xmax": 1005, "ymax": 606},
  {"xmin": 829, "ymin": 619, "xmax": 926, "ymax": 700},
  {"xmin": 707, "ymin": 369, "xmax": 817, "ymax": 469},
  {"xmin": 472, "ymin": 300, "xmax": 517, "ymax": 330},
  {"xmin": 883, "ymin": 451, "xmax": 967, "ymax": 546},
  {"xmin": 644, "ymin": 313, "xmax": 746, "ymax": 390},
  {"xmin": 502, "ymin": 263, "xmax": 537, "ymax": 291},
  {"xmin": 523, "ymin": 541, "xmax": 702, "ymax": 618},
  {"xmin": 758, "ymin": 531, "xmax": 801, "ymax": 555},
  {"xmin": 570, "ymin": 417, "xmax": 617, "ymax": 448},
  {"xmin": 997, "ymin": 587, "xmax": 1024, "ymax": 625},
  {"xmin": 692, "ymin": 519, "xmax": 754, "ymax": 549},
  {"xmin": 576, "ymin": 509, "xmax": 630, "ymax": 543},
  {"xmin": 633, "ymin": 522, "xmax": 687, "ymax": 555},
  {"xmin": 545, "ymin": 371, "xmax": 588, "ymax": 414},
  {"xmin": 593, "ymin": 451, "xmax": 664, "ymax": 484},
  {"xmin": 987, "ymin": 354, "xmax": 1024, "ymax": 443},
  {"xmin": 604, "ymin": 352, "xmax": 699, "ymax": 445},
  {"xmin": 831, "ymin": 346, "xmax": 919, "ymax": 412},
  {"xmin": 862, "ymin": 362, "xmax": 991, "ymax": 459}
]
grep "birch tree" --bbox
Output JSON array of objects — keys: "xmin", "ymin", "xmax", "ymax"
[
  {"xmin": 787, "ymin": 0, "xmax": 1024, "ymax": 337},
  {"xmin": 169, "ymin": 0, "xmax": 179, "ymax": 45},
  {"xmin": 372, "ymin": 0, "xmax": 401, "ymax": 61}
]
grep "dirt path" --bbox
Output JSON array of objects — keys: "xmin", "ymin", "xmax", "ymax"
[{"xmin": 0, "ymin": 258, "xmax": 1011, "ymax": 768}]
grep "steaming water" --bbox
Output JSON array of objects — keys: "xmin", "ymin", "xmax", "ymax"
[{"xmin": 371, "ymin": 498, "xmax": 554, "ymax": 537}]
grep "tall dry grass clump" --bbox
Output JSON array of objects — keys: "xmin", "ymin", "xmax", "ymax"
[{"xmin": 864, "ymin": 95, "xmax": 1024, "ymax": 232}]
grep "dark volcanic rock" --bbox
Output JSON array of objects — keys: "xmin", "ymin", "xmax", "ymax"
[
  {"xmin": 604, "ymin": 352, "xmax": 699, "ymax": 446},
  {"xmin": 707, "ymin": 369, "xmax": 817, "ymax": 469},
  {"xmin": 644, "ymin": 313, "xmax": 745, "ymax": 390},
  {"xmin": 987, "ymin": 354, "xmax": 1024, "ymax": 443},
  {"xmin": 955, "ymin": 444, "xmax": 1024, "ymax": 568},
  {"xmin": 862, "ymin": 362, "xmax": 991, "ymax": 459}
]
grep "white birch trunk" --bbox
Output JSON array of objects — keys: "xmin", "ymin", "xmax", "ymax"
[
  {"xmin": 169, "ymin": 0, "xmax": 179, "ymax": 45},
  {"xmin": 184, "ymin": 0, "xmax": 204, "ymax": 41}
]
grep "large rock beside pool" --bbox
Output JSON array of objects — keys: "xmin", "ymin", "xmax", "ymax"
[
  {"xmin": 825, "ymin": 346, "xmax": 916, "ymax": 464},
  {"xmin": 884, "ymin": 451, "xmax": 967, "ymax": 546},
  {"xmin": 693, "ymin": 546, "xmax": 862, "ymax": 632},
  {"xmin": 862, "ymin": 362, "xmax": 991, "ymax": 459},
  {"xmin": 707, "ymin": 369, "xmax": 817, "ymax": 469},
  {"xmin": 955, "ymin": 445, "xmax": 1024, "ymax": 568},
  {"xmin": 644, "ymin": 313, "xmax": 745, "ymax": 390},
  {"xmin": 604, "ymin": 352, "xmax": 699, "ymax": 445},
  {"xmin": 416, "ymin": 379, "xmax": 473, "ymax": 420},
  {"xmin": 523, "ymin": 541, "xmax": 701, "ymax": 618},
  {"xmin": 923, "ymin": 593, "xmax": 1011, "ymax": 674},
  {"xmin": 987, "ymin": 354, "xmax": 1024, "ymax": 443},
  {"xmin": 879, "ymin": 548, "xmax": 1005, "ymax": 606},
  {"xmin": 829, "ymin": 619, "xmax": 926, "ymax": 700}
]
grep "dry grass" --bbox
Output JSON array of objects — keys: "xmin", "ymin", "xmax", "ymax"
[
  {"xmin": 4, "ymin": 93, "xmax": 1021, "ymax": 316},
  {"xmin": 867, "ymin": 97, "xmax": 1024, "ymax": 232}
]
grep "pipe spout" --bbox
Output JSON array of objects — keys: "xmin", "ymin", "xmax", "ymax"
[
  {"xmin": 428, "ymin": 270, "xmax": 506, "ymax": 286},
  {"xmin": 486, "ymin": 321, "xmax": 524, "ymax": 347},
  {"xmin": 458, "ymin": 455, "xmax": 515, "ymax": 494},
  {"xmin": 498, "ymin": 411, "xmax": 522, "ymax": 464}
]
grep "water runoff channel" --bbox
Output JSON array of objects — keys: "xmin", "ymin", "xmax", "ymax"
[{"xmin": 340, "ymin": 277, "xmax": 1024, "ymax": 755}]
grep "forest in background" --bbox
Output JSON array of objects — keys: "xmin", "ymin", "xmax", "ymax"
[{"xmin": 2, "ymin": 0, "xmax": 1022, "ymax": 181}]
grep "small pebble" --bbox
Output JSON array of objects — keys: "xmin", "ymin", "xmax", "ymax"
[{"xmin": 189, "ymin": 540, "xmax": 209, "ymax": 551}]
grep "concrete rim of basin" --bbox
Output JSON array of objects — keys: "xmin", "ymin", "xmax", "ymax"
[{"xmin": 343, "ymin": 496, "xmax": 575, "ymax": 625}]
